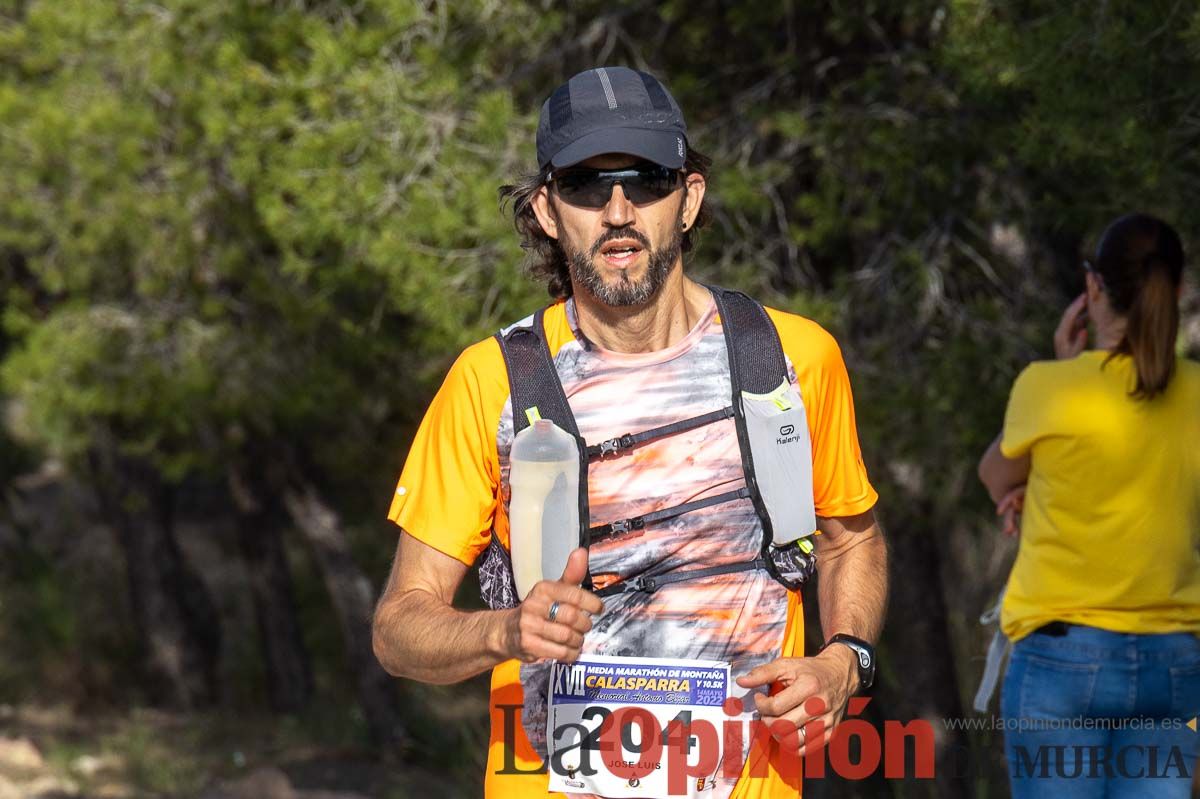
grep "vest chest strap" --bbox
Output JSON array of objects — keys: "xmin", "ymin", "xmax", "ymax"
[
  {"xmin": 589, "ymin": 487, "xmax": 750, "ymax": 541},
  {"xmin": 594, "ymin": 557, "xmax": 767, "ymax": 598},
  {"xmin": 586, "ymin": 406, "xmax": 735, "ymax": 460}
]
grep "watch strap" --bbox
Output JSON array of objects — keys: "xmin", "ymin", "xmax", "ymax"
[{"xmin": 822, "ymin": 633, "xmax": 876, "ymax": 692}]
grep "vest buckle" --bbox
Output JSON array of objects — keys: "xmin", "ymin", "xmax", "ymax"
[
  {"xmin": 609, "ymin": 517, "xmax": 645, "ymax": 535},
  {"xmin": 598, "ymin": 433, "xmax": 636, "ymax": 458},
  {"xmin": 626, "ymin": 575, "xmax": 658, "ymax": 594}
]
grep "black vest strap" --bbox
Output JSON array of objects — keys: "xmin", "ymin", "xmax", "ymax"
[
  {"xmin": 594, "ymin": 558, "xmax": 766, "ymax": 598},
  {"xmin": 589, "ymin": 487, "xmax": 750, "ymax": 541},
  {"xmin": 494, "ymin": 310, "xmax": 593, "ymax": 585},
  {"xmin": 496, "ymin": 308, "xmax": 578, "ymax": 438},
  {"xmin": 707, "ymin": 287, "xmax": 792, "ymax": 587},
  {"xmin": 585, "ymin": 406, "xmax": 734, "ymax": 460},
  {"xmin": 707, "ymin": 286, "xmax": 788, "ymax": 394}
]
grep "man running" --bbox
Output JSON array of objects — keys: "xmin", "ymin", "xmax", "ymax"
[{"xmin": 372, "ymin": 66, "xmax": 888, "ymax": 798}]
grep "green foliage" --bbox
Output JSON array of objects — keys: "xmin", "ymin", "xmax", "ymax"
[
  {"xmin": 0, "ymin": 0, "xmax": 555, "ymax": 496},
  {"xmin": 946, "ymin": 0, "xmax": 1200, "ymax": 241}
]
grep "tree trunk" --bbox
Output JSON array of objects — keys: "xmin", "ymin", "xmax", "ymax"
[
  {"xmin": 800, "ymin": 511, "xmax": 972, "ymax": 798},
  {"xmin": 802, "ymin": 577, "xmax": 896, "ymax": 799},
  {"xmin": 282, "ymin": 480, "xmax": 407, "ymax": 748},
  {"xmin": 89, "ymin": 443, "xmax": 221, "ymax": 709},
  {"xmin": 876, "ymin": 511, "xmax": 973, "ymax": 799},
  {"xmin": 227, "ymin": 459, "xmax": 314, "ymax": 713}
]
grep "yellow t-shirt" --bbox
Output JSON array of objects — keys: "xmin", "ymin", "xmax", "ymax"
[
  {"xmin": 999, "ymin": 350, "xmax": 1200, "ymax": 641},
  {"xmin": 388, "ymin": 296, "xmax": 877, "ymax": 798}
]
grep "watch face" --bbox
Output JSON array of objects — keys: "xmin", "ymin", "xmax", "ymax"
[{"xmin": 828, "ymin": 636, "xmax": 875, "ymax": 690}]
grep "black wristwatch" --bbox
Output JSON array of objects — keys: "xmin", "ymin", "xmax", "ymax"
[{"xmin": 821, "ymin": 633, "xmax": 876, "ymax": 693}]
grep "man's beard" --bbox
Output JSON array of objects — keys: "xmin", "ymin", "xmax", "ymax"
[{"xmin": 562, "ymin": 210, "xmax": 684, "ymax": 307}]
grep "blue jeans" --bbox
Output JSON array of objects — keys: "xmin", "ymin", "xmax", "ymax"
[{"xmin": 1001, "ymin": 624, "xmax": 1200, "ymax": 799}]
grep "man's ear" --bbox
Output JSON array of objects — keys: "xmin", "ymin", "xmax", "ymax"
[
  {"xmin": 681, "ymin": 172, "xmax": 706, "ymax": 230},
  {"xmin": 530, "ymin": 186, "xmax": 559, "ymax": 241}
]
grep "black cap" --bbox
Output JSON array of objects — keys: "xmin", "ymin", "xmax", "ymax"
[{"xmin": 536, "ymin": 67, "xmax": 688, "ymax": 171}]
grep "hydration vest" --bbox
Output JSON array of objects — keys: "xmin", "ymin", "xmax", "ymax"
[{"xmin": 478, "ymin": 286, "xmax": 819, "ymax": 609}]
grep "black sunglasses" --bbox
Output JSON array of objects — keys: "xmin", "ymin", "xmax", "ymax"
[{"xmin": 546, "ymin": 164, "xmax": 683, "ymax": 208}]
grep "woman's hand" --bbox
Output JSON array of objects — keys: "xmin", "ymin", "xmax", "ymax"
[
  {"xmin": 996, "ymin": 484, "xmax": 1026, "ymax": 538},
  {"xmin": 1053, "ymin": 293, "xmax": 1089, "ymax": 359}
]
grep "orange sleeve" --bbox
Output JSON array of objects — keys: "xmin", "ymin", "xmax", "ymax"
[
  {"xmin": 767, "ymin": 308, "xmax": 878, "ymax": 518},
  {"xmin": 386, "ymin": 336, "xmax": 510, "ymax": 566}
]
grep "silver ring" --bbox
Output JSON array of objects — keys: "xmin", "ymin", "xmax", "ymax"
[
  {"xmin": 547, "ymin": 601, "xmax": 561, "ymax": 623},
  {"xmin": 800, "ymin": 726, "xmax": 807, "ymax": 746}
]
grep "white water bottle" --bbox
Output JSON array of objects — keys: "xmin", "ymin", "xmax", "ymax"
[{"xmin": 509, "ymin": 419, "xmax": 580, "ymax": 601}]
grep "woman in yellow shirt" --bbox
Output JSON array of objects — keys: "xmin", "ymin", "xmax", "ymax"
[{"xmin": 979, "ymin": 213, "xmax": 1200, "ymax": 798}]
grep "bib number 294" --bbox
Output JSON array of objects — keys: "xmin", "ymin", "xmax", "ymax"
[{"xmin": 547, "ymin": 655, "xmax": 729, "ymax": 797}]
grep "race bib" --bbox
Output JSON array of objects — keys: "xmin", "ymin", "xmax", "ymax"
[{"xmin": 547, "ymin": 654, "xmax": 730, "ymax": 798}]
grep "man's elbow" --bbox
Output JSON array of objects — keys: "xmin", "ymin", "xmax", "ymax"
[{"xmin": 371, "ymin": 602, "xmax": 407, "ymax": 678}]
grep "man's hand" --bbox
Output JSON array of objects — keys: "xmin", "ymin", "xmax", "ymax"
[
  {"xmin": 503, "ymin": 548, "xmax": 604, "ymax": 664},
  {"xmin": 996, "ymin": 484, "xmax": 1026, "ymax": 537},
  {"xmin": 1053, "ymin": 292, "xmax": 1089, "ymax": 360},
  {"xmin": 734, "ymin": 645, "xmax": 859, "ymax": 756}
]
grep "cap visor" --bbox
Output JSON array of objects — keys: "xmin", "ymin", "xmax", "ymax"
[{"xmin": 550, "ymin": 127, "xmax": 686, "ymax": 170}]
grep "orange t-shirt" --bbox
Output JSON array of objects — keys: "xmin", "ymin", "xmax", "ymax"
[{"xmin": 388, "ymin": 294, "xmax": 877, "ymax": 798}]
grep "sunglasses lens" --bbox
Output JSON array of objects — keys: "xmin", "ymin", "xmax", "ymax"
[
  {"xmin": 553, "ymin": 166, "xmax": 679, "ymax": 208},
  {"xmin": 554, "ymin": 172, "xmax": 612, "ymax": 207},
  {"xmin": 623, "ymin": 167, "xmax": 679, "ymax": 203}
]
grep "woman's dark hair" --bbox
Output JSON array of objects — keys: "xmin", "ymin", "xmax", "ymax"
[
  {"xmin": 498, "ymin": 147, "xmax": 713, "ymax": 299},
  {"xmin": 1094, "ymin": 213, "xmax": 1185, "ymax": 399}
]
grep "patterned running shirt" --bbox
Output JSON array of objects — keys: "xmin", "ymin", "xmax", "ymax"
[{"xmin": 387, "ymin": 291, "xmax": 877, "ymax": 798}]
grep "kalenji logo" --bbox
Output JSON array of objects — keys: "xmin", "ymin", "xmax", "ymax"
[
  {"xmin": 776, "ymin": 423, "xmax": 802, "ymax": 446},
  {"xmin": 497, "ymin": 697, "xmax": 938, "ymax": 792}
]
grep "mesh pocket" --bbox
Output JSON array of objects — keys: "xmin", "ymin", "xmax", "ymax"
[{"xmin": 479, "ymin": 537, "xmax": 519, "ymax": 610}]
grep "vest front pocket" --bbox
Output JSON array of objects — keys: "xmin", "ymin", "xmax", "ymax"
[{"xmin": 739, "ymin": 381, "xmax": 817, "ymax": 546}]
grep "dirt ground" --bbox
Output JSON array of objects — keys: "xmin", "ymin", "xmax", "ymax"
[{"xmin": 0, "ymin": 703, "xmax": 482, "ymax": 799}]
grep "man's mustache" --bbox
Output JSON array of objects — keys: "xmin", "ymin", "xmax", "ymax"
[{"xmin": 589, "ymin": 227, "xmax": 651, "ymax": 258}]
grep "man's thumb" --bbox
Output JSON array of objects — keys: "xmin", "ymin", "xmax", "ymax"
[{"xmin": 559, "ymin": 547, "xmax": 589, "ymax": 585}]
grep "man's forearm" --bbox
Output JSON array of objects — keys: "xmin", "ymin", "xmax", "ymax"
[
  {"xmin": 816, "ymin": 523, "xmax": 889, "ymax": 645},
  {"xmin": 372, "ymin": 588, "xmax": 515, "ymax": 685}
]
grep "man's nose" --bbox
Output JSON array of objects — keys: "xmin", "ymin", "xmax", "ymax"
[{"xmin": 601, "ymin": 182, "xmax": 635, "ymax": 227}]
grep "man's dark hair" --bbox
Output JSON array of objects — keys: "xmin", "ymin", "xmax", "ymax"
[{"xmin": 499, "ymin": 148, "xmax": 713, "ymax": 299}]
